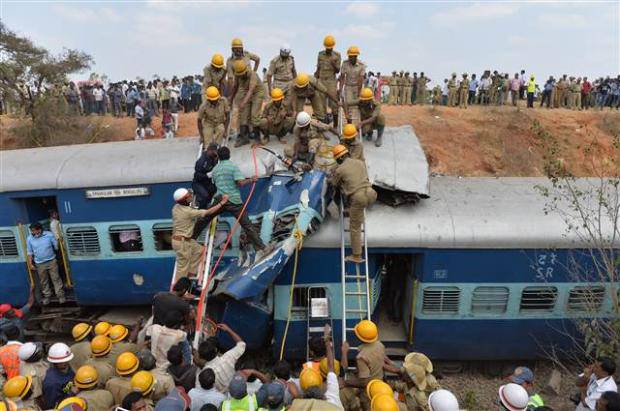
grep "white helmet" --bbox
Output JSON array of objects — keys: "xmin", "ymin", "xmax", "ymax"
[
  {"xmin": 18, "ymin": 342, "xmax": 40, "ymax": 361},
  {"xmin": 498, "ymin": 383, "xmax": 528, "ymax": 411},
  {"xmin": 280, "ymin": 43, "xmax": 291, "ymax": 55},
  {"xmin": 296, "ymin": 111, "xmax": 311, "ymax": 127},
  {"xmin": 173, "ymin": 188, "xmax": 191, "ymax": 202},
  {"xmin": 428, "ymin": 389, "xmax": 459, "ymax": 411},
  {"xmin": 47, "ymin": 342, "xmax": 74, "ymax": 363}
]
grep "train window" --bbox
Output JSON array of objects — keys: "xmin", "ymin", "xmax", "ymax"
[
  {"xmin": 422, "ymin": 287, "xmax": 460, "ymax": 314},
  {"xmin": 152, "ymin": 223, "xmax": 173, "ymax": 251},
  {"xmin": 66, "ymin": 226, "xmax": 100, "ymax": 255},
  {"xmin": 197, "ymin": 221, "xmax": 230, "ymax": 250},
  {"xmin": 109, "ymin": 225, "xmax": 143, "ymax": 252},
  {"xmin": 520, "ymin": 286, "xmax": 558, "ymax": 312},
  {"xmin": 568, "ymin": 286, "xmax": 605, "ymax": 312},
  {"xmin": 292, "ymin": 287, "xmax": 326, "ymax": 311},
  {"xmin": 0, "ymin": 231, "xmax": 19, "ymax": 258},
  {"xmin": 471, "ymin": 286, "xmax": 509, "ymax": 314}
]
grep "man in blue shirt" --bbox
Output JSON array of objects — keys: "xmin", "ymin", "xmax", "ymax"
[
  {"xmin": 27, "ymin": 222, "xmax": 65, "ymax": 305},
  {"xmin": 468, "ymin": 73, "xmax": 479, "ymax": 105},
  {"xmin": 43, "ymin": 343, "xmax": 75, "ymax": 409}
]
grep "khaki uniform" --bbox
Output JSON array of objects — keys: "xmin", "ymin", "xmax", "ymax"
[
  {"xmin": 417, "ymin": 76, "xmax": 429, "ymax": 105},
  {"xmin": 556, "ymin": 79, "xmax": 567, "ymax": 108},
  {"xmin": 330, "ymin": 158, "xmax": 377, "ymax": 256},
  {"xmin": 171, "ymin": 204, "xmax": 205, "ymax": 281},
  {"xmin": 109, "ymin": 341, "xmax": 138, "ymax": 368},
  {"xmin": 432, "ymin": 86, "xmax": 441, "ymax": 105},
  {"xmin": 197, "ymin": 98, "xmax": 230, "ymax": 146},
  {"xmin": 341, "ymin": 341, "xmax": 386, "ymax": 411},
  {"xmin": 13, "ymin": 398, "xmax": 40, "ymax": 411},
  {"xmin": 70, "ymin": 341, "xmax": 92, "ymax": 372},
  {"xmin": 345, "ymin": 139, "xmax": 365, "ymax": 162},
  {"xmin": 203, "ymin": 65, "xmax": 226, "ymax": 91},
  {"xmin": 447, "ymin": 77, "xmax": 458, "ymax": 107},
  {"xmin": 459, "ymin": 78, "xmax": 470, "ymax": 108},
  {"xmin": 267, "ymin": 55, "xmax": 296, "ymax": 104},
  {"xmin": 354, "ymin": 100, "xmax": 385, "ymax": 138},
  {"xmin": 388, "ymin": 76, "xmax": 398, "ymax": 105},
  {"xmin": 235, "ymin": 70, "xmax": 265, "ymax": 128},
  {"xmin": 341, "ymin": 60, "xmax": 366, "ymax": 108},
  {"xmin": 259, "ymin": 101, "xmax": 295, "ymax": 140},
  {"xmin": 290, "ymin": 399, "xmax": 341, "ymax": 411},
  {"xmin": 85, "ymin": 357, "xmax": 115, "ymax": 385},
  {"xmin": 77, "ymin": 389, "xmax": 115, "ymax": 411},
  {"xmin": 289, "ymin": 75, "xmax": 329, "ymax": 121},
  {"xmin": 19, "ymin": 360, "xmax": 49, "ymax": 400},
  {"xmin": 151, "ymin": 368, "xmax": 175, "ymax": 400},
  {"xmin": 402, "ymin": 75, "xmax": 412, "ymax": 106},
  {"xmin": 389, "ymin": 378, "xmax": 440, "ymax": 411},
  {"xmin": 105, "ymin": 376, "xmax": 132, "ymax": 405},
  {"xmin": 308, "ymin": 139, "xmax": 337, "ymax": 172},
  {"xmin": 570, "ymin": 81, "xmax": 581, "ymax": 109},
  {"xmin": 316, "ymin": 50, "xmax": 342, "ymax": 118},
  {"xmin": 226, "ymin": 51, "xmax": 260, "ymax": 81},
  {"xmin": 285, "ymin": 119, "xmax": 333, "ymax": 164},
  {"xmin": 397, "ymin": 75, "xmax": 405, "ymax": 105}
]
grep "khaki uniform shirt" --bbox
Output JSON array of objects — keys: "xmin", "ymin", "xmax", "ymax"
[
  {"xmin": 19, "ymin": 361, "xmax": 49, "ymax": 399},
  {"xmin": 172, "ymin": 204, "xmax": 204, "ymax": 238},
  {"xmin": 389, "ymin": 76, "xmax": 399, "ymax": 87},
  {"xmin": 389, "ymin": 376, "xmax": 441, "ymax": 411},
  {"xmin": 331, "ymin": 157, "xmax": 372, "ymax": 197},
  {"xmin": 341, "ymin": 60, "xmax": 366, "ymax": 87},
  {"xmin": 197, "ymin": 98, "xmax": 230, "ymax": 126},
  {"xmin": 289, "ymin": 75, "xmax": 328, "ymax": 100},
  {"xmin": 356, "ymin": 341, "xmax": 386, "ymax": 381},
  {"xmin": 316, "ymin": 50, "xmax": 341, "ymax": 80},
  {"xmin": 84, "ymin": 356, "xmax": 115, "ymax": 385},
  {"xmin": 226, "ymin": 51, "xmax": 260, "ymax": 79},
  {"xmin": 105, "ymin": 376, "xmax": 132, "ymax": 405},
  {"xmin": 203, "ymin": 65, "xmax": 226, "ymax": 90},
  {"xmin": 151, "ymin": 368, "xmax": 176, "ymax": 400},
  {"xmin": 289, "ymin": 399, "xmax": 342, "ymax": 411},
  {"xmin": 293, "ymin": 119, "xmax": 332, "ymax": 154},
  {"xmin": 448, "ymin": 78, "xmax": 457, "ymax": 90},
  {"xmin": 350, "ymin": 100, "xmax": 383, "ymax": 124},
  {"xmin": 235, "ymin": 70, "xmax": 264, "ymax": 98},
  {"xmin": 459, "ymin": 78, "xmax": 470, "ymax": 91},
  {"xmin": 346, "ymin": 140, "xmax": 365, "ymax": 162},
  {"xmin": 262, "ymin": 101, "xmax": 292, "ymax": 125},
  {"xmin": 403, "ymin": 76, "xmax": 412, "ymax": 87},
  {"xmin": 78, "ymin": 389, "xmax": 115, "ymax": 411},
  {"xmin": 70, "ymin": 341, "xmax": 91, "ymax": 372},
  {"xmin": 267, "ymin": 56, "xmax": 296, "ymax": 85}
]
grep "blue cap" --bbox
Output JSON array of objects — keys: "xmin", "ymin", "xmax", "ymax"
[
  {"xmin": 155, "ymin": 388, "xmax": 188, "ymax": 411},
  {"xmin": 510, "ymin": 366, "xmax": 534, "ymax": 384},
  {"xmin": 264, "ymin": 383, "xmax": 285, "ymax": 409},
  {"xmin": 229, "ymin": 373, "xmax": 248, "ymax": 399}
]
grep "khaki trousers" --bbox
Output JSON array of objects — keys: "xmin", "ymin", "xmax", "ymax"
[
  {"xmin": 348, "ymin": 187, "xmax": 377, "ymax": 256},
  {"xmin": 202, "ymin": 123, "xmax": 225, "ymax": 146},
  {"xmin": 36, "ymin": 259, "xmax": 64, "ymax": 300},
  {"xmin": 172, "ymin": 238, "xmax": 203, "ymax": 281}
]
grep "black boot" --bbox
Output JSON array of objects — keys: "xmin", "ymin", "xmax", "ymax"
[
  {"xmin": 375, "ymin": 125, "xmax": 384, "ymax": 147},
  {"xmin": 260, "ymin": 130, "xmax": 269, "ymax": 145},
  {"xmin": 235, "ymin": 126, "xmax": 250, "ymax": 147}
]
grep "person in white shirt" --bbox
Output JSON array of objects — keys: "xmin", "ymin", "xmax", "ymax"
[
  {"xmin": 48, "ymin": 210, "xmax": 61, "ymax": 240},
  {"xmin": 195, "ymin": 323, "xmax": 246, "ymax": 392},
  {"xmin": 576, "ymin": 357, "xmax": 617, "ymax": 411},
  {"xmin": 188, "ymin": 368, "xmax": 226, "ymax": 411},
  {"xmin": 92, "ymin": 85, "xmax": 105, "ymax": 115}
]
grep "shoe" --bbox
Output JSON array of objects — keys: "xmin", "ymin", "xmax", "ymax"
[
  {"xmin": 345, "ymin": 254, "xmax": 365, "ymax": 264},
  {"xmin": 375, "ymin": 126, "xmax": 384, "ymax": 147},
  {"xmin": 374, "ymin": 136, "xmax": 383, "ymax": 147}
]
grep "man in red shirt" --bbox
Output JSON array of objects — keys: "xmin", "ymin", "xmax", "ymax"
[
  {"xmin": 581, "ymin": 77, "xmax": 592, "ymax": 110},
  {"xmin": 0, "ymin": 324, "xmax": 23, "ymax": 379}
]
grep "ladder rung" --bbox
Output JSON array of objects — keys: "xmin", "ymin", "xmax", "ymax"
[
  {"xmin": 344, "ymin": 275, "xmax": 366, "ymax": 280},
  {"xmin": 345, "ymin": 291, "xmax": 366, "ymax": 296},
  {"xmin": 308, "ymin": 327, "xmax": 325, "ymax": 333},
  {"xmin": 345, "ymin": 309, "xmax": 368, "ymax": 314}
]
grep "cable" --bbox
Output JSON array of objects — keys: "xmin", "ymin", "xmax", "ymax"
[{"xmin": 279, "ymin": 225, "xmax": 304, "ymax": 360}]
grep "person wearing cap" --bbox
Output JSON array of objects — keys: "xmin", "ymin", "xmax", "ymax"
[
  {"xmin": 259, "ymin": 88, "xmax": 295, "ymax": 144},
  {"xmin": 221, "ymin": 373, "xmax": 258, "ymax": 411},
  {"xmin": 266, "ymin": 45, "xmax": 296, "ymax": 106},
  {"xmin": 155, "ymin": 386, "xmax": 190, "ymax": 411},
  {"xmin": 268, "ymin": 360, "xmax": 300, "ymax": 405},
  {"xmin": 498, "ymin": 383, "xmax": 529, "ymax": 411},
  {"xmin": 289, "ymin": 73, "xmax": 339, "ymax": 124},
  {"xmin": 346, "ymin": 87, "xmax": 386, "ymax": 147},
  {"xmin": 136, "ymin": 349, "xmax": 175, "ymax": 401},
  {"xmin": 203, "ymin": 53, "xmax": 227, "ymax": 93},
  {"xmin": 230, "ymin": 59, "xmax": 265, "ymax": 146},
  {"xmin": 84, "ymin": 336, "xmax": 114, "ymax": 385},
  {"xmin": 18, "ymin": 342, "xmax": 48, "ymax": 403},
  {"xmin": 171, "ymin": 186, "xmax": 228, "ymax": 282},
  {"xmin": 42, "ymin": 343, "xmax": 75, "ymax": 409},
  {"xmin": 388, "ymin": 352, "xmax": 441, "ymax": 410},
  {"xmin": 226, "ymin": 38, "xmax": 260, "ymax": 93},
  {"xmin": 74, "ymin": 365, "xmax": 114, "ymax": 411},
  {"xmin": 0, "ymin": 290, "xmax": 34, "ymax": 341},
  {"xmin": 256, "ymin": 383, "xmax": 286, "ymax": 411},
  {"xmin": 0, "ymin": 325, "xmax": 22, "ymax": 380},
  {"xmin": 27, "ymin": 222, "xmax": 65, "ymax": 305},
  {"xmin": 508, "ymin": 366, "xmax": 544, "ymax": 410},
  {"xmin": 3, "ymin": 375, "xmax": 38, "ymax": 410},
  {"xmin": 105, "ymin": 352, "xmax": 140, "ymax": 405},
  {"xmin": 316, "ymin": 35, "xmax": 342, "ymax": 128},
  {"xmin": 108, "ymin": 323, "xmax": 140, "ymax": 366},
  {"xmin": 197, "ymin": 86, "xmax": 230, "ymax": 147},
  {"xmin": 188, "ymin": 368, "xmax": 226, "ymax": 411},
  {"xmin": 192, "ymin": 144, "xmax": 219, "ymax": 211},
  {"xmin": 69, "ymin": 323, "xmax": 93, "ymax": 373},
  {"xmin": 285, "ymin": 111, "xmax": 338, "ymax": 171},
  {"xmin": 339, "ymin": 46, "xmax": 366, "ymax": 119}
]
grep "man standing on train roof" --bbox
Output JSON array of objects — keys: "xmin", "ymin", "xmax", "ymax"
[
  {"xmin": 226, "ymin": 38, "xmax": 260, "ymax": 95},
  {"xmin": 27, "ymin": 222, "xmax": 65, "ymax": 305},
  {"xmin": 266, "ymin": 44, "xmax": 296, "ymax": 107},
  {"xmin": 315, "ymin": 34, "xmax": 341, "ymax": 128},
  {"xmin": 339, "ymin": 46, "xmax": 366, "ymax": 120},
  {"xmin": 171, "ymin": 188, "xmax": 229, "ymax": 283},
  {"xmin": 197, "ymin": 86, "xmax": 230, "ymax": 147}
]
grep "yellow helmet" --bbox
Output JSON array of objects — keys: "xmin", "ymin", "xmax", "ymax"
[
  {"xmin": 94, "ymin": 321, "xmax": 112, "ymax": 336},
  {"xmin": 323, "ymin": 35, "xmax": 336, "ymax": 48},
  {"xmin": 131, "ymin": 371, "xmax": 155, "ymax": 396},
  {"xmin": 116, "ymin": 352, "xmax": 139, "ymax": 376},
  {"xmin": 72, "ymin": 323, "xmax": 92, "ymax": 342},
  {"xmin": 319, "ymin": 358, "xmax": 340, "ymax": 378},
  {"xmin": 109, "ymin": 324, "xmax": 128, "ymax": 343},
  {"xmin": 57, "ymin": 397, "xmax": 87, "ymax": 410},
  {"xmin": 371, "ymin": 393, "xmax": 399, "ymax": 411},
  {"xmin": 354, "ymin": 320, "xmax": 378, "ymax": 343},
  {"xmin": 90, "ymin": 335, "xmax": 112, "ymax": 357},
  {"xmin": 342, "ymin": 124, "xmax": 358, "ymax": 140},
  {"xmin": 232, "ymin": 60, "xmax": 248, "ymax": 76},
  {"xmin": 211, "ymin": 53, "xmax": 225, "ymax": 69},
  {"xmin": 347, "ymin": 46, "xmax": 360, "ymax": 56},
  {"xmin": 295, "ymin": 73, "xmax": 310, "ymax": 88},
  {"xmin": 299, "ymin": 368, "xmax": 323, "ymax": 391},
  {"xmin": 271, "ymin": 88, "xmax": 284, "ymax": 102},
  {"xmin": 360, "ymin": 87, "xmax": 374, "ymax": 101},
  {"xmin": 74, "ymin": 365, "xmax": 98, "ymax": 389},
  {"xmin": 332, "ymin": 144, "xmax": 349, "ymax": 160},
  {"xmin": 205, "ymin": 86, "xmax": 221, "ymax": 101},
  {"xmin": 0, "ymin": 400, "xmax": 17, "ymax": 411},
  {"xmin": 366, "ymin": 379, "xmax": 394, "ymax": 400},
  {"xmin": 3, "ymin": 375, "xmax": 32, "ymax": 399},
  {"xmin": 231, "ymin": 38, "xmax": 243, "ymax": 48}
]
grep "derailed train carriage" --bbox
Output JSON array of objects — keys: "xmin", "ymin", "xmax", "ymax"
[{"xmin": 0, "ymin": 130, "xmax": 617, "ymax": 360}]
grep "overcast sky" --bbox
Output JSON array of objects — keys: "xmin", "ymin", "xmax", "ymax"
[{"xmin": 2, "ymin": 1, "xmax": 619, "ymax": 86}]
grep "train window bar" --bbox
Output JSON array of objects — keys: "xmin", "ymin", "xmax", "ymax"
[
  {"xmin": 567, "ymin": 286, "xmax": 605, "ymax": 312},
  {"xmin": 422, "ymin": 286, "xmax": 460, "ymax": 314},
  {"xmin": 0, "ymin": 230, "xmax": 19, "ymax": 258},
  {"xmin": 152, "ymin": 223, "xmax": 173, "ymax": 251},
  {"xmin": 109, "ymin": 225, "xmax": 143, "ymax": 253},
  {"xmin": 66, "ymin": 226, "xmax": 100, "ymax": 255},
  {"xmin": 292, "ymin": 287, "xmax": 327, "ymax": 313},
  {"xmin": 471, "ymin": 286, "xmax": 509, "ymax": 314},
  {"xmin": 519, "ymin": 286, "xmax": 558, "ymax": 312}
]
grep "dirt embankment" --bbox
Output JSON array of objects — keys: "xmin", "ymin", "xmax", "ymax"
[{"xmin": 2, "ymin": 105, "xmax": 618, "ymax": 177}]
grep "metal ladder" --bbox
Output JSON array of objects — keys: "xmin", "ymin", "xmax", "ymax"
[
  {"xmin": 340, "ymin": 202, "xmax": 371, "ymax": 350},
  {"xmin": 306, "ymin": 287, "xmax": 334, "ymax": 361}
]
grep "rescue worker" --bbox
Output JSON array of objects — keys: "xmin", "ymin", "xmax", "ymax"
[
  {"xmin": 230, "ymin": 60, "xmax": 265, "ymax": 147},
  {"xmin": 130, "ymin": 370, "xmax": 156, "ymax": 410},
  {"xmin": 388, "ymin": 352, "xmax": 441, "ymax": 410},
  {"xmin": 370, "ymin": 394, "xmax": 399, "ymax": 411},
  {"xmin": 84, "ymin": 336, "xmax": 114, "ymax": 385},
  {"xmin": 402, "ymin": 72, "xmax": 412, "ymax": 106},
  {"xmin": 108, "ymin": 324, "xmax": 139, "ymax": 366},
  {"xmin": 329, "ymin": 146, "xmax": 377, "ymax": 263},
  {"xmin": 226, "ymin": 38, "xmax": 260, "ymax": 94},
  {"xmin": 259, "ymin": 88, "xmax": 295, "ymax": 144},
  {"xmin": 105, "ymin": 352, "xmax": 139, "ymax": 405},
  {"xmin": 56, "ymin": 397, "xmax": 87, "ymax": 411},
  {"xmin": 397, "ymin": 71, "xmax": 404, "ymax": 105},
  {"xmin": 93, "ymin": 321, "xmax": 111, "ymax": 337},
  {"xmin": 18, "ymin": 343, "xmax": 48, "ymax": 404},
  {"xmin": 349, "ymin": 87, "xmax": 385, "ymax": 147},
  {"xmin": 340, "ymin": 123, "xmax": 365, "ymax": 162},
  {"xmin": 171, "ymin": 188, "xmax": 228, "ymax": 282},
  {"xmin": 315, "ymin": 35, "xmax": 342, "ymax": 128},
  {"xmin": 74, "ymin": 365, "xmax": 114, "ymax": 411},
  {"xmin": 498, "ymin": 383, "xmax": 529, "ymax": 411},
  {"xmin": 221, "ymin": 374, "xmax": 258, "ymax": 411},
  {"xmin": 266, "ymin": 44, "xmax": 296, "ymax": 107},
  {"xmin": 285, "ymin": 112, "xmax": 338, "ymax": 170},
  {"xmin": 571, "ymin": 77, "xmax": 582, "ymax": 110},
  {"xmin": 427, "ymin": 389, "xmax": 459, "ymax": 411},
  {"xmin": 417, "ymin": 72, "xmax": 430, "ymax": 105},
  {"xmin": 367, "ymin": 380, "xmax": 396, "ymax": 408},
  {"xmin": 69, "ymin": 323, "xmax": 93, "ymax": 372},
  {"xmin": 339, "ymin": 46, "xmax": 366, "ymax": 119},
  {"xmin": 3, "ymin": 375, "xmax": 39, "ymax": 410},
  {"xmin": 192, "ymin": 143, "xmax": 219, "ymax": 211},
  {"xmin": 136, "ymin": 349, "xmax": 175, "ymax": 402},
  {"xmin": 203, "ymin": 53, "xmax": 226, "ymax": 92},
  {"xmin": 388, "ymin": 72, "xmax": 399, "ymax": 105},
  {"xmin": 289, "ymin": 368, "xmax": 340, "ymax": 410},
  {"xmin": 459, "ymin": 73, "xmax": 469, "ymax": 109},
  {"xmin": 0, "ymin": 325, "xmax": 21, "ymax": 380},
  {"xmin": 42, "ymin": 343, "xmax": 75, "ymax": 409},
  {"xmin": 290, "ymin": 73, "xmax": 339, "ymax": 124},
  {"xmin": 447, "ymin": 73, "xmax": 458, "ymax": 107},
  {"xmin": 508, "ymin": 366, "xmax": 544, "ymax": 410},
  {"xmin": 197, "ymin": 86, "xmax": 230, "ymax": 147}
]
